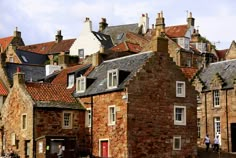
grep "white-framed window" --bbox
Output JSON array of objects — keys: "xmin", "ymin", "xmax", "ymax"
[
  {"xmin": 214, "ymin": 117, "xmax": 221, "ymax": 135},
  {"xmin": 63, "ymin": 112, "xmax": 72, "ymax": 129},
  {"xmin": 176, "ymin": 81, "xmax": 186, "ymax": 97},
  {"xmin": 107, "ymin": 69, "xmax": 118, "ymax": 89},
  {"xmin": 9, "ymin": 57, "xmax": 14, "ymax": 63},
  {"xmin": 21, "ymin": 114, "xmax": 27, "ymax": 130},
  {"xmin": 78, "ymin": 49, "xmax": 84, "ymax": 58},
  {"xmin": 76, "ymin": 76, "xmax": 86, "ymax": 93},
  {"xmin": 11, "ymin": 133, "xmax": 16, "ymax": 146},
  {"xmin": 174, "ymin": 106, "xmax": 186, "ymax": 125},
  {"xmin": 173, "ymin": 136, "xmax": 181, "ymax": 150},
  {"xmin": 86, "ymin": 108, "xmax": 91, "ymax": 127},
  {"xmin": 213, "ymin": 90, "xmax": 220, "ymax": 107},
  {"xmin": 67, "ymin": 74, "xmax": 75, "ymax": 89},
  {"xmin": 108, "ymin": 105, "xmax": 116, "ymax": 125},
  {"xmin": 197, "ymin": 118, "xmax": 201, "ymax": 138}
]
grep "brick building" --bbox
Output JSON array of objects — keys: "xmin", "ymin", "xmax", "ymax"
[
  {"xmin": 74, "ymin": 32, "xmax": 198, "ymax": 157},
  {"xmin": 0, "ymin": 70, "xmax": 86, "ymax": 158},
  {"xmin": 192, "ymin": 59, "xmax": 236, "ymax": 152}
]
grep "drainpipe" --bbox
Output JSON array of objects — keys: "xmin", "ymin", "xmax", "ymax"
[
  {"xmin": 205, "ymin": 92, "xmax": 208, "ymax": 134},
  {"xmin": 91, "ymin": 96, "xmax": 93, "ymax": 157},
  {"xmin": 226, "ymin": 90, "xmax": 229, "ymax": 152}
]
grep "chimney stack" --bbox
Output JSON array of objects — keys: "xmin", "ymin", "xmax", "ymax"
[
  {"xmin": 155, "ymin": 11, "xmax": 165, "ymax": 36},
  {"xmin": 187, "ymin": 12, "xmax": 195, "ymax": 28},
  {"xmin": 99, "ymin": 18, "xmax": 108, "ymax": 32},
  {"xmin": 138, "ymin": 13, "xmax": 149, "ymax": 34},
  {"xmin": 55, "ymin": 30, "xmax": 63, "ymax": 43},
  {"xmin": 13, "ymin": 67, "xmax": 25, "ymax": 85},
  {"xmin": 13, "ymin": 27, "xmax": 21, "ymax": 38},
  {"xmin": 81, "ymin": 17, "xmax": 92, "ymax": 34}
]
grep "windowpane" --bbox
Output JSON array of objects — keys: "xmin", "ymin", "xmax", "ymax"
[
  {"xmin": 108, "ymin": 70, "xmax": 118, "ymax": 88},
  {"xmin": 108, "ymin": 106, "xmax": 116, "ymax": 125},
  {"xmin": 174, "ymin": 138, "xmax": 180, "ymax": 148},
  {"xmin": 63, "ymin": 113, "xmax": 72, "ymax": 128},
  {"xmin": 213, "ymin": 90, "xmax": 220, "ymax": 106},
  {"xmin": 175, "ymin": 108, "xmax": 183, "ymax": 121},
  {"xmin": 176, "ymin": 81, "xmax": 185, "ymax": 97},
  {"xmin": 22, "ymin": 115, "xmax": 27, "ymax": 129}
]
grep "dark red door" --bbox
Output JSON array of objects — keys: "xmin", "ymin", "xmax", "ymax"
[{"xmin": 101, "ymin": 141, "xmax": 108, "ymax": 157}]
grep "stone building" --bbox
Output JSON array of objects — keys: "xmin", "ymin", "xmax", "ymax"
[
  {"xmin": 74, "ymin": 32, "xmax": 198, "ymax": 157},
  {"xmin": 0, "ymin": 69, "xmax": 86, "ymax": 158},
  {"xmin": 192, "ymin": 59, "xmax": 236, "ymax": 152}
]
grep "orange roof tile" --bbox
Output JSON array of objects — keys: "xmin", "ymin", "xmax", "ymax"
[
  {"xmin": 48, "ymin": 39, "xmax": 76, "ymax": 54},
  {"xmin": 180, "ymin": 67, "xmax": 198, "ymax": 80},
  {"xmin": 26, "ymin": 82, "xmax": 77, "ymax": 103},
  {"xmin": 0, "ymin": 36, "xmax": 14, "ymax": 51},
  {"xmin": 111, "ymin": 42, "xmax": 142, "ymax": 53},
  {"xmin": 18, "ymin": 41, "xmax": 55, "ymax": 54},
  {"xmin": 0, "ymin": 81, "xmax": 8, "ymax": 96},
  {"xmin": 165, "ymin": 25, "xmax": 188, "ymax": 38},
  {"xmin": 216, "ymin": 49, "xmax": 228, "ymax": 59}
]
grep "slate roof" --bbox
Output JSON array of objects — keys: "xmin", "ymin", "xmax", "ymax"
[
  {"xmin": 5, "ymin": 63, "xmax": 45, "ymax": 83},
  {"xmin": 165, "ymin": 25, "xmax": 188, "ymax": 38},
  {"xmin": 75, "ymin": 51, "xmax": 154, "ymax": 97},
  {"xmin": 26, "ymin": 82, "xmax": 82, "ymax": 109},
  {"xmin": 0, "ymin": 36, "xmax": 14, "ymax": 51},
  {"xmin": 102, "ymin": 23, "xmax": 141, "ymax": 45},
  {"xmin": 198, "ymin": 59, "xmax": 236, "ymax": 90},
  {"xmin": 91, "ymin": 32, "xmax": 113, "ymax": 49},
  {"xmin": 16, "ymin": 49, "xmax": 48, "ymax": 65}
]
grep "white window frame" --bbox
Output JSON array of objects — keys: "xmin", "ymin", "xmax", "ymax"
[
  {"xmin": 67, "ymin": 74, "xmax": 75, "ymax": 89},
  {"xmin": 107, "ymin": 69, "xmax": 118, "ymax": 89},
  {"xmin": 11, "ymin": 133, "xmax": 16, "ymax": 146},
  {"xmin": 176, "ymin": 81, "xmax": 186, "ymax": 97},
  {"xmin": 108, "ymin": 105, "xmax": 116, "ymax": 126},
  {"xmin": 62, "ymin": 111, "xmax": 73, "ymax": 129},
  {"xmin": 174, "ymin": 106, "xmax": 186, "ymax": 126},
  {"xmin": 78, "ymin": 49, "xmax": 84, "ymax": 58},
  {"xmin": 214, "ymin": 117, "xmax": 221, "ymax": 135},
  {"xmin": 173, "ymin": 136, "xmax": 181, "ymax": 150},
  {"xmin": 99, "ymin": 138, "xmax": 109, "ymax": 157},
  {"xmin": 213, "ymin": 90, "xmax": 220, "ymax": 107},
  {"xmin": 86, "ymin": 108, "xmax": 91, "ymax": 127},
  {"xmin": 76, "ymin": 76, "xmax": 86, "ymax": 93},
  {"xmin": 21, "ymin": 113, "xmax": 27, "ymax": 130}
]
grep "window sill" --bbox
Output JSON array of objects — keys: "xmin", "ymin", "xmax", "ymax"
[
  {"xmin": 212, "ymin": 106, "xmax": 221, "ymax": 110},
  {"xmin": 108, "ymin": 123, "xmax": 116, "ymax": 126},
  {"xmin": 174, "ymin": 122, "xmax": 186, "ymax": 126}
]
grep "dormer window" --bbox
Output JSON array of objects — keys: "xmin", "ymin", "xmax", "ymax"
[
  {"xmin": 76, "ymin": 76, "xmax": 86, "ymax": 93},
  {"xmin": 67, "ymin": 74, "xmax": 75, "ymax": 89},
  {"xmin": 107, "ymin": 69, "xmax": 118, "ymax": 89},
  {"xmin": 177, "ymin": 37, "xmax": 189, "ymax": 50}
]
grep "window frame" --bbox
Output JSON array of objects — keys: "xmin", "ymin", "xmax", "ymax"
[
  {"xmin": 108, "ymin": 105, "xmax": 116, "ymax": 126},
  {"xmin": 86, "ymin": 108, "xmax": 91, "ymax": 127},
  {"xmin": 174, "ymin": 105, "xmax": 186, "ymax": 126},
  {"xmin": 173, "ymin": 136, "xmax": 181, "ymax": 150},
  {"xmin": 21, "ymin": 113, "xmax": 27, "ymax": 130},
  {"xmin": 176, "ymin": 81, "xmax": 186, "ymax": 97},
  {"xmin": 107, "ymin": 69, "xmax": 119, "ymax": 89},
  {"xmin": 67, "ymin": 74, "xmax": 75, "ymax": 89},
  {"xmin": 62, "ymin": 111, "xmax": 73, "ymax": 129},
  {"xmin": 78, "ymin": 49, "xmax": 84, "ymax": 58},
  {"xmin": 214, "ymin": 117, "xmax": 221, "ymax": 135},
  {"xmin": 76, "ymin": 76, "xmax": 86, "ymax": 93},
  {"xmin": 213, "ymin": 90, "xmax": 220, "ymax": 107}
]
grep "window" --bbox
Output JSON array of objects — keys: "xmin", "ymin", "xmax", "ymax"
[
  {"xmin": 11, "ymin": 133, "xmax": 16, "ymax": 145},
  {"xmin": 108, "ymin": 105, "xmax": 116, "ymax": 125},
  {"xmin": 76, "ymin": 76, "xmax": 86, "ymax": 93},
  {"xmin": 173, "ymin": 136, "xmax": 181, "ymax": 150},
  {"xmin": 63, "ymin": 112, "xmax": 72, "ymax": 129},
  {"xmin": 177, "ymin": 38, "xmax": 189, "ymax": 49},
  {"xmin": 86, "ymin": 108, "xmax": 91, "ymax": 127},
  {"xmin": 174, "ymin": 106, "xmax": 186, "ymax": 125},
  {"xmin": 186, "ymin": 59, "xmax": 191, "ymax": 67},
  {"xmin": 213, "ymin": 90, "xmax": 220, "ymax": 107},
  {"xmin": 9, "ymin": 57, "xmax": 14, "ymax": 63},
  {"xmin": 21, "ymin": 55, "xmax": 28, "ymax": 63},
  {"xmin": 22, "ymin": 114, "xmax": 27, "ymax": 130},
  {"xmin": 67, "ymin": 74, "xmax": 75, "ymax": 89},
  {"xmin": 78, "ymin": 49, "xmax": 84, "ymax": 58},
  {"xmin": 107, "ymin": 69, "xmax": 118, "ymax": 89},
  {"xmin": 214, "ymin": 117, "xmax": 221, "ymax": 135},
  {"xmin": 25, "ymin": 140, "xmax": 30, "ymax": 157},
  {"xmin": 176, "ymin": 81, "xmax": 186, "ymax": 97},
  {"xmin": 197, "ymin": 118, "xmax": 201, "ymax": 138}
]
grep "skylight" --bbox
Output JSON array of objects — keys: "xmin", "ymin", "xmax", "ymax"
[{"xmin": 21, "ymin": 55, "xmax": 28, "ymax": 62}]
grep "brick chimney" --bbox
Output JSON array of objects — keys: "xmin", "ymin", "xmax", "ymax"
[
  {"xmin": 187, "ymin": 12, "xmax": 195, "ymax": 28},
  {"xmin": 13, "ymin": 67, "xmax": 25, "ymax": 85},
  {"xmin": 55, "ymin": 30, "xmax": 63, "ymax": 43},
  {"xmin": 81, "ymin": 17, "xmax": 92, "ymax": 34},
  {"xmin": 138, "ymin": 13, "xmax": 149, "ymax": 34},
  {"xmin": 99, "ymin": 18, "xmax": 108, "ymax": 32},
  {"xmin": 155, "ymin": 11, "xmax": 165, "ymax": 34},
  {"xmin": 13, "ymin": 27, "xmax": 21, "ymax": 38}
]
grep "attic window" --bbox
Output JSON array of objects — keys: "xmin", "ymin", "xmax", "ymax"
[
  {"xmin": 76, "ymin": 76, "xmax": 86, "ymax": 93},
  {"xmin": 96, "ymin": 34, "xmax": 103, "ymax": 40},
  {"xmin": 67, "ymin": 74, "xmax": 75, "ymax": 89},
  {"xmin": 107, "ymin": 69, "xmax": 118, "ymax": 89},
  {"xmin": 116, "ymin": 33, "xmax": 124, "ymax": 40},
  {"xmin": 21, "ymin": 55, "xmax": 28, "ymax": 63}
]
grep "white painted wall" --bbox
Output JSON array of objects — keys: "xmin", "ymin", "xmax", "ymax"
[
  {"xmin": 138, "ymin": 13, "xmax": 149, "ymax": 34},
  {"xmin": 45, "ymin": 65, "xmax": 61, "ymax": 76}
]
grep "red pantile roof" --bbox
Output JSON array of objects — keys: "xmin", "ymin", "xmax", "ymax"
[
  {"xmin": 165, "ymin": 25, "xmax": 188, "ymax": 38},
  {"xmin": 216, "ymin": 49, "xmax": 228, "ymax": 59},
  {"xmin": 26, "ymin": 82, "xmax": 77, "ymax": 103},
  {"xmin": 111, "ymin": 42, "xmax": 142, "ymax": 53},
  {"xmin": 0, "ymin": 36, "xmax": 14, "ymax": 51},
  {"xmin": 0, "ymin": 81, "xmax": 8, "ymax": 96},
  {"xmin": 48, "ymin": 39, "xmax": 76, "ymax": 54},
  {"xmin": 180, "ymin": 67, "xmax": 198, "ymax": 80}
]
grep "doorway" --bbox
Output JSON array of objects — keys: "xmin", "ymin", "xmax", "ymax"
[{"xmin": 231, "ymin": 123, "xmax": 236, "ymax": 152}]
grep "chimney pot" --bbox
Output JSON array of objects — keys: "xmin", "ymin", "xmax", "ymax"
[{"xmin": 17, "ymin": 67, "xmax": 21, "ymax": 72}]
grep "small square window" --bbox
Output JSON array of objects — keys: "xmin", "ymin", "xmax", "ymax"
[
  {"xmin": 76, "ymin": 77, "xmax": 86, "ymax": 93},
  {"xmin": 173, "ymin": 136, "xmax": 181, "ymax": 150},
  {"xmin": 176, "ymin": 81, "xmax": 186, "ymax": 97},
  {"xmin": 63, "ymin": 112, "xmax": 72, "ymax": 129},
  {"xmin": 107, "ymin": 69, "xmax": 118, "ymax": 89},
  {"xmin": 22, "ymin": 114, "xmax": 27, "ymax": 130},
  {"xmin": 108, "ymin": 105, "xmax": 116, "ymax": 125},
  {"xmin": 174, "ymin": 106, "xmax": 186, "ymax": 125}
]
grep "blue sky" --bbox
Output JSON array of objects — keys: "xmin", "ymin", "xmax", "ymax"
[{"xmin": 0, "ymin": 0, "xmax": 235, "ymax": 49}]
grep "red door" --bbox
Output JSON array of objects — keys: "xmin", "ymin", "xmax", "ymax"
[{"xmin": 101, "ymin": 141, "xmax": 108, "ymax": 157}]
